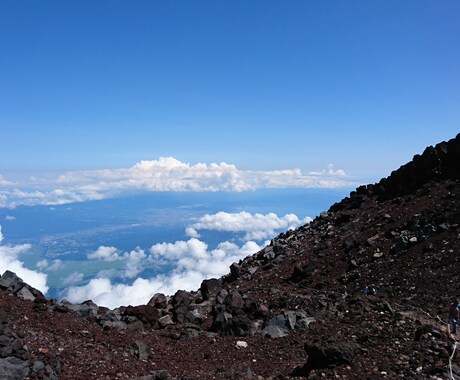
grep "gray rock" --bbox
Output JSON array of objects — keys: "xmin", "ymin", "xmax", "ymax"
[
  {"xmin": 200, "ymin": 279, "xmax": 222, "ymax": 301},
  {"xmin": 0, "ymin": 357, "xmax": 29, "ymax": 380},
  {"xmin": 262, "ymin": 314, "xmax": 289, "ymax": 338},
  {"xmin": 148, "ymin": 293, "xmax": 168, "ymax": 309},
  {"xmin": 0, "ymin": 335, "xmax": 12, "ymax": 358},
  {"xmin": 16, "ymin": 287, "xmax": 35, "ymax": 301},
  {"xmin": 158, "ymin": 315, "xmax": 174, "ymax": 328},
  {"xmin": 215, "ymin": 289, "xmax": 228, "ymax": 304},
  {"xmin": 132, "ymin": 341, "xmax": 150, "ymax": 361},
  {"xmin": 229, "ymin": 262, "xmax": 241, "ymax": 280},
  {"xmin": 0, "ymin": 271, "xmax": 23, "ymax": 291},
  {"xmin": 184, "ymin": 308, "xmax": 205, "ymax": 324},
  {"xmin": 224, "ymin": 290, "xmax": 244, "ymax": 310},
  {"xmin": 171, "ymin": 290, "xmax": 193, "ymax": 308},
  {"xmin": 126, "ymin": 320, "xmax": 145, "ymax": 332},
  {"xmin": 102, "ymin": 321, "xmax": 127, "ymax": 330},
  {"xmin": 32, "ymin": 360, "xmax": 45, "ymax": 373},
  {"xmin": 149, "ymin": 370, "xmax": 173, "ymax": 380},
  {"xmin": 263, "ymin": 311, "xmax": 315, "ymax": 338},
  {"xmin": 62, "ymin": 300, "xmax": 98, "ymax": 317}
]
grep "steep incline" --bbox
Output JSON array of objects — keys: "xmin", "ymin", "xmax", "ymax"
[{"xmin": 0, "ymin": 133, "xmax": 459, "ymax": 379}]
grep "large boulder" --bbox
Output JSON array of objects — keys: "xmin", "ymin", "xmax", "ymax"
[
  {"xmin": 123, "ymin": 305, "xmax": 160, "ymax": 329},
  {"xmin": 0, "ymin": 357, "xmax": 29, "ymax": 380},
  {"xmin": 148, "ymin": 293, "xmax": 168, "ymax": 309},
  {"xmin": 200, "ymin": 279, "xmax": 222, "ymax": 301},
  {"xmin": 0, "ymin": 271, "xmax": 23, "ymax": 291},
  {"xmin": 304, "ymin": 340, "xmax": 361, "ymax": 369}
]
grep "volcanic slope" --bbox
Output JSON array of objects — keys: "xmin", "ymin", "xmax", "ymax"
[{"xmin": 0, "ymin": 133, "xmax": 459, "ymax": 379}]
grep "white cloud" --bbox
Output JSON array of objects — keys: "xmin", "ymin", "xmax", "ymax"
[
  {"xmin": 188, "ymin": 211, "xmax": 312, "ymax": 240},
  {"xmin": 185, "ymin": 227, "xmax": 200, "ymax": 238},
  {"xmin": 309, "ymin": 163, "xmax": 346, "ymax": 176},
  {"xmin": 122, "ymin": 248, "xmax": 147, "ymax": 278},
  {"xmin": 0, "ymin": 158, "xmax": 354, "ymax": 208},
  {"xmin": 0, "ymin": 225, "xmax": 48, "ymax": 293},
  {"xmin": 5, "ymin": 215, "xmax": 15, "ymax": 221},
  {"xmin": 36, "ymin": 259, "xmax": 49, "ymax": 270},
  {"xmin": 87, "ymin": 246, "xmax": 147, "ymax": 279},
  {"xmin": 61, "ymin": 208, "xmax": 312, "ymax": 308},
  {"xmin": 63, "ymin": 237, "xmax": 262, "ymax": 309},
  {"xmin": 87, "ymin": 246, "xmax": 121, "ymax": 261},
  {"xmin": 0, "ymin": 175, "xmax": 14, "ymax": 186}
]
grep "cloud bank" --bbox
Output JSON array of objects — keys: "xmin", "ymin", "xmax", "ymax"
[
  {"xmin": 63, "ymin": 238, "xmax": 263, "ymax": 309},
  {"xmin": 0, "ymin": 225, "xmax": 48, "ymax": 293},
  {"xmin": 61, "ymin": 209, "xmax": 310, "ymax": 309},
  {"xmin": 187, "ymin": 211, "xmax": 312, "ymax": 240},
  {"xmin": 0, "ymin": 207, "xmax": 311, "ymax": 308},
  {"xmin": 0, "ymin": 157, "xmax": 354, "ymax": 208}
]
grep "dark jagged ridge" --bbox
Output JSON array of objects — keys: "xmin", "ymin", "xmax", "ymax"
[
  {"xmin": 360, "ymin": 132, "xmax": 460, "ymax": 200},
  {"xmin": 0, "ymin": 133, "xmax": 459, "ymax": 379}
]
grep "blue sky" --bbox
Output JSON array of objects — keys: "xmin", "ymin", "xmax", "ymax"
[{"xmin": 1, "ymin": 1, "xmax": 459, "ymax": 178}]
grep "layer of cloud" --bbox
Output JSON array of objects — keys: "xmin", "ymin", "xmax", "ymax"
[
  {"xmin": 63, "ymin": 238, "xmax": 262, "ymax": 309},
  {"xmin": 187, "ymin": 211, "xmax": 312, "ymax": 240},
  {"xmin": 0, "ymin": 175, "xmax": 14, "ymax": 186},
  {"xmin": 61, "ymin": 208, "xmax": 311, "ymax": 308},
  {"xmin": 87, "ymin": 246, "xmax": 147, "ymax": 279},
  {"xmin": 0, "ymin": 158, "xmax": 354, "ymax": 208},
  {"xmin": 0, "ymin": 225, "xmax": 48, "ymax": 293}
]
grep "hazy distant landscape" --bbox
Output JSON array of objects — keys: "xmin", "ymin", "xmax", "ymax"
[{"xmin": 0, "ymin": 188, "xmax": 351, "ymax": 306}]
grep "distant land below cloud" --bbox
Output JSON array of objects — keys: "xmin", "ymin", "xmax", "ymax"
[
  {"xmin": 0, "ymin": 188, "xmax": 351, "ymax": 308},
  {"xmin": 0, "ymin": 157, "xmax": 357, "ymax": 209}
]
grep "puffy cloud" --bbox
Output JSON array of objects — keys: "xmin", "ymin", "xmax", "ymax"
[
  {"xmin": 87, "ymin": 246, "xmax": 121, "ymax": 261},
  {"xmin": 188, "ymin": 211, "xmax": 312, "ymax": 240},
  {"xmin": 61, "ymin": 208, "xmax": 313, "ymax": 308},
  {"xmin": 185, "ymin": 227, "xmax": 200, "ymax": 238},
  {"xmin": 309, "ymin": 164, "xmax": 346, "ymax": 176},
  {"xmin": 0, "ymin": 158, "xmax": 354, "ymax": 208},
  {"xmin": 0, "ymin": 175, "xmax": 14, "ymax": 186},
  {"xmin": 63, "ymin": 237, "xmax": 262, "ymax": 309},
  {"xmin": 87, "ymin": 246, "xmax": 147, "ymax": 279},
  {"xmin": 123, "ymin": 248, "xmax": 147, "ymax": 278},
  {"xmin": 0, "ymin": 225, "xmax": 48, "ymax": 293},
  {"xmin": 36, "ymin": 259, "xmax": 49, "ymax": 270}
]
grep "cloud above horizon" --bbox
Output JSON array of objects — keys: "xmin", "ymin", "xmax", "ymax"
[{"xmin": 0, "ymin": 157, "xmax": 354, "ymax": 208}]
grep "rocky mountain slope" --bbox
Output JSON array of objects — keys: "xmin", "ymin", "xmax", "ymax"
[{"xmin": 1, "ymin": 133, "xmax": 459, "ymax": 380}]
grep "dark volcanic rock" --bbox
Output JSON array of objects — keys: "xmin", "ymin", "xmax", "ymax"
[
  {"xmin": 200, "ymin": 278, "xmax": 222, "ymax": 301},
  {"xmin": 147, "ymin": 293, "xmax": 168, "ymax": 309},
  {"xmin": 304, "ymin": 340, "xmax": 361, "ymax": 369}
]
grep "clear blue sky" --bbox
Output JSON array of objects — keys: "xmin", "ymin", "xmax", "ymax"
[{"xmin": 1, "ymin": 1, "xmax": 459, "ymax": 179}]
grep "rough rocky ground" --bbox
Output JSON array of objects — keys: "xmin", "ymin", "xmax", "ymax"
[{"xmin": 0, "ymin": 133, "xmax": 459, "ymax": 379}]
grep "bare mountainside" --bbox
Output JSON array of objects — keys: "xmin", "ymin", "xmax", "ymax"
[{"xmin": 1, "ymin": 133, "xmax": 459, "ymax": 380}]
